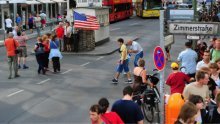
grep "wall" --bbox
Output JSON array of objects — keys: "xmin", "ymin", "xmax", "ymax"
[{"xmin": 74, "ymin": 8, "xmax": 109, "ymax": 43}]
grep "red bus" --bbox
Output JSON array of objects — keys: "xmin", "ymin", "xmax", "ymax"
[{"xmin": 102, "ymin": 0, "xmax": 133, "ymax": 22}]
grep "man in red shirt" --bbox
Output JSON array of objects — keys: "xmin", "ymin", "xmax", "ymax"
[
  {"xmin": 55, "ymin": 22, "xmax": 64, "ymax": 51},
  {"xmin": 4, "ymin": 32, "xmax": 20, "ymax": 79},
  {"xmin": 166, "ymin": 62, "xmax": 191, "ymax": 94}
]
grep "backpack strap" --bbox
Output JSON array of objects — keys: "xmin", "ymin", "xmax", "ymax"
[{"xmin": 210, "ymin": 48, "xmax": 214, "ymax": 60}]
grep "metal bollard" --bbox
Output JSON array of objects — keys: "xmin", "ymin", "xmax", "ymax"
[{"xmin": 0, "ymin": 29, "xmax": 6, "ymax": 41}]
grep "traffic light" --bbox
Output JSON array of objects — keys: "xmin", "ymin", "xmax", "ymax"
[
  {"xmin": 69, "ymin": 0, "xmax": 76, "ymax": 8},
  {"xmin": 164, "ymin": 19, "xmax": 169, "ymax": 35}
]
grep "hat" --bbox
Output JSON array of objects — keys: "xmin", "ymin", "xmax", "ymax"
[{"xmin": 171, "ymin": 62, "xmax": 179, "ymax": 69}]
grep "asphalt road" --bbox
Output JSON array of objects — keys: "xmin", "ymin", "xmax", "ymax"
[{"xmin": 0, "ymin": 16, "xmax": 168, "ymax": 123}]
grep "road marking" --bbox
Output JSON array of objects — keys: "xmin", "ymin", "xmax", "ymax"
[
  {"xmin": 80, "ymin": 62, "xmax": 90, "ymax": 67},
  {"xmin": 130, "ymin": 23, "xmax": 139, "ymax": 26},
  {"xmin": 110, "ymin": 28, "xmax": 120, "ymax": 31},
  {"xmin": 96, "ymin": 56, "xmax": 104, "ymax": 60},
  {"xmin": 7, "ymin": 90, "xmax": 24, "ymax": 97},
  {"xmin": 37, "ymin": 78, "xmax": 51, "ymax": 84},
  {"xmin": 61, "ymin": 69, "xmax": 73, "ymax": 74}
]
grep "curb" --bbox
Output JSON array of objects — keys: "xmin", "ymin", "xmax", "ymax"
[
  {"xmin": 60, "ymin": 37, "xmax": 139, "ymax": 56},
  {"xmin": 6, "ymin": 35, "xmax": 139, "ymax": 56}
]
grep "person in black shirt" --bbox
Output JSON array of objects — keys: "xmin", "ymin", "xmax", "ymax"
[{"xmin": 210, "ymin": 93, "xmax": 220, "ymax": 123}]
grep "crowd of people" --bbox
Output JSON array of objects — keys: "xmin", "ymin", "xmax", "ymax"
[
  {"xmin": 90, "ymin": 86, "xmax": 144, "ymax": 124},
  {"xmin": 198, "ymin": 3, "xmax": 220, "ymax": 22},
  {"xmin": 165, "ymin": 38, "xmax": 220, "ymax": 123},
  {"xmin": 89, "ymin": 37, "xmax": 220, "ymax": 123},
  {"xmin": 4, "ymin": 15, "xmax": 79, "ymax": 79}
]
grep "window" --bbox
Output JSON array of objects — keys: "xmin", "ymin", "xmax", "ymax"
[
  {"xmin": 82, "ymin": 0, "xmax": 87, "ymax": 3},
  {"xmin": 97, "ymin": 14, "xmax": 108, "ymax": 26}
]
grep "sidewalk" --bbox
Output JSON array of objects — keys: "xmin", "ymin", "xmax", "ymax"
[
  {"xmin": 0, "ymin": 27, "xmax": 138, "ymax": 56},
  {"xmin": 0, "ymin": 26, "xmax": 55, "ymax": 46}
]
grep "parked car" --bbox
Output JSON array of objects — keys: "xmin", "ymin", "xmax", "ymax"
[{"xmin": 178, "ymin": 3, "xmax": 190, "ymax": 9}]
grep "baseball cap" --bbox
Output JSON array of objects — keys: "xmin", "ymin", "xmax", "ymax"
[{"xmin": 171, "ymin": 62, "xmax": 179, "ymax": 69}]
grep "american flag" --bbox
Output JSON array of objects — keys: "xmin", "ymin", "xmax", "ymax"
[{"xmin": 73, "ymin": 11, "xmax": 100, "ymax": 30}]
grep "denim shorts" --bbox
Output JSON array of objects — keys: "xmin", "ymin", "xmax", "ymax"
[{"xmin": 116, "ymin": 59, "xmax": 129, "ymax": 73}]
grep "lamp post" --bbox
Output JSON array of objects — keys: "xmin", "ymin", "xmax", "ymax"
[{"xmin": 193, "ymin": 0, "xmax": 197, "ymax": 21}]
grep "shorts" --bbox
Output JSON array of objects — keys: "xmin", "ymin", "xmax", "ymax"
[
  {"xmin": 116, "ymin": 59, "xmax": 129, "ymax": 73},
  {"xmin": 18, "ymin": 46, "xmax": 27, "ymax": 57},
  {"xmin": 6, "ymin": 27, "xmax": 12, "ymax": 34},
  {"xmin": 41, "ymin": 19, "xmax": 46, "ymax": 25}
]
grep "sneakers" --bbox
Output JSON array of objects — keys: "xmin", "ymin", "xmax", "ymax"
[
  {"xmin": 112, "ymin": 78, "xmax": 118, "ymax": 84},
  {"xmin": 125, "ymin": 79, "xmax": 133, "ymax": 84},
  {"xmin": 14, "ymin": 75, "xmax": 20, "ymax": 78},
  {"xmin": 112, "ymin": 79, "xmax": 133, "ymax": 84},
  {"xmin": 23, "ymin": 65, "xmax": 29, "ymax": 69}
]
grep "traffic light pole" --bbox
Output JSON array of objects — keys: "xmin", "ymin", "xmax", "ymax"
[
  {"xmin": 193, "ymin": 0, "xmax": 197, "ymax": 21},
  {"xmin": 159, "ymin": 10, "xmax": 165, "ymax": 124}
]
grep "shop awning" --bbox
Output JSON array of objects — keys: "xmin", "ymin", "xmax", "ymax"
[
  {"xmin": 26, "ymin": 0, "xmax": 41, "ymax": 4},
  {"xmin": 0, "ymin": 0, "xmax": 7, "ymax": 4},
  {"xmin": 37, "ymin": 0, "xmax": 55, "ymax": 3},
  {"xmin": 52, "ymin": 0, "xmax": 66, "ymax": 2}
]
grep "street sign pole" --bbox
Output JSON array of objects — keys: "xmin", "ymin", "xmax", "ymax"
[{"xmin": 159, "ymin": 10, "xmax": 165, "ymax": 124}]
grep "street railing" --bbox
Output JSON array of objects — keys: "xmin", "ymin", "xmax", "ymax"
[{"xmin": 0, "ymin": 29, "xmax": 6, "ymax": 42}]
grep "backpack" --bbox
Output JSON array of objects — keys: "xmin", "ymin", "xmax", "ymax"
[
  {"xmin": 35, "ymin": 43, "xmax": 45, "ymax": 55},
  {"xmin": 207, "ymin": 101, "xmax": 217, "ymax": 122}
]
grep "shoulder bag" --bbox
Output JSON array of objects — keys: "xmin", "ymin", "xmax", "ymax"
[{"xmin": 14, "ymin": 40, "xmax": 21, "ymax": 54}]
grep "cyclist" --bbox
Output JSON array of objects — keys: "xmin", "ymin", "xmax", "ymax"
[{"xmin": 132, "ymin": 58, "xmax": 153, "ymax": 94}]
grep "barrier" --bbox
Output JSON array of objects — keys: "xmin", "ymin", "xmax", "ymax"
[
  {"xmin": 165, "ymin": 93, "xmax": 185, "ymax": 124},
  {"xmin": 0, "ymin": 29, "xmax": 6, "ymax": 41}
]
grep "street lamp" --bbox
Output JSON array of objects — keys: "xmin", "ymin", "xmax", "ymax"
[{"xmin": 193, "ymin": 0, "xmax": 197, "ymax": 21}]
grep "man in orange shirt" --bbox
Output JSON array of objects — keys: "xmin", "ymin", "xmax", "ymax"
[{"xmin": 4, "ymin": 32, "xmax": 20, "ymax": 79}]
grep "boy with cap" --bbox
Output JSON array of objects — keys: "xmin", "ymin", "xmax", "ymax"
[{"xmin": 166, "ymin": 62, "xmax": 191, "ymax": 94}]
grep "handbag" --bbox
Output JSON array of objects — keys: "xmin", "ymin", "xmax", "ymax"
[
  {"xmin": 13, "ymin": 40, "xmax": 21, "ymax": 54},
  {"xmin": 35, "ymin": 43, "xmax": 45, "ymax": 55}
]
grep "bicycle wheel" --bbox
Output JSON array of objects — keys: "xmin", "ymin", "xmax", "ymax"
[{"xmin": 142, "ymin": 103, "xmax": 154, "ymax": 122}]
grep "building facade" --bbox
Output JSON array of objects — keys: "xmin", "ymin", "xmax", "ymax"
[{"xmin": 0, "ymin": 0, "xmax": 67, "ymax": 29}]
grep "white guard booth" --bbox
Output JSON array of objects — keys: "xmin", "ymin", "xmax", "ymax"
[{"xmin": 73, "ymin": 7, "xmax": 110, "ymax": 44}]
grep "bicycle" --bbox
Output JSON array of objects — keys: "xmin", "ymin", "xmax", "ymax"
[{"xmin": 133, "ymin": 69, "xmax": 160, "ymax": 123}]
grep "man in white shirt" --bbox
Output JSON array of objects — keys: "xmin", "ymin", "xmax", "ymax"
[
  {"xmin": 196, "ymin": 50, "xmax": 211, "ymax": 70},
  {"xmin": 127, "ymin": 40, "xmax": 143, "ymax": 67},
  {"xmin": 177, "ymin": 41, "xmax": 198, "ymax": 78},
  {"xmin": 5, "ymin": 16, "xmax": 13, "ymax": 34}
]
